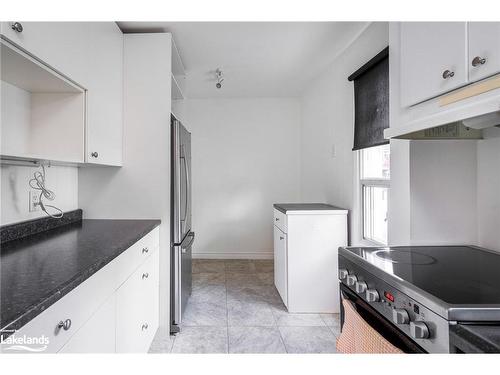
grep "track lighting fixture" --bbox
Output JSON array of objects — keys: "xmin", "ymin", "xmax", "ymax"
[{"xmin": 215, "ymin": 68, "xmax": 224, "ymax": 89}]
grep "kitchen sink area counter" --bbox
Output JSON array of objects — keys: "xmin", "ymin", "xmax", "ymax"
[{"xmin": 1, "ymin": 213, "xmax": 160, "ymax": 351}]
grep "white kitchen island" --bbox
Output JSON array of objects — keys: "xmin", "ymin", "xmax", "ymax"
[{"xmin": 273, "ymin": 203, "xmax": 348, "ymax": 314}]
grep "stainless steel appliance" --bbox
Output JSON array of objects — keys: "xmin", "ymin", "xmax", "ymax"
[
  {"xmin": 339, "ymin": 245, "xmax": 500, "ymax": 353},
  {"xmin": 170, "ymin": 114, "xmax": 194, "ymax": 334}
]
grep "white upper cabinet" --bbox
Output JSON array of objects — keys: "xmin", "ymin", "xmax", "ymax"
[
  {"xmin": 400, "ymin": 22, "xmax": 468, "ymax": 107},
  {"xmin": 1, "ymin": 22, "xmax": 123, "ymax": 166},
  {"xmin": 468, "ymin": 22, "xmax": 500, "ymax": 83}
]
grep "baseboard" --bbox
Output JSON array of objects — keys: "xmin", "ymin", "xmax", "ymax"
[{"xmin": 192, "ymin": 252, "xmax": 273, "ymax": 260}]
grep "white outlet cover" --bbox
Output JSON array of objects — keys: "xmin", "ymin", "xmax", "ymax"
[{"xmin": 29, "ymin": 190, "xmax": 40, "ymax": 212}]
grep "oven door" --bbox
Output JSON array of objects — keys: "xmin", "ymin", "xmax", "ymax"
[{"xmin": 340, "ymin": 284, "xmax": 426, "ymax": 353}]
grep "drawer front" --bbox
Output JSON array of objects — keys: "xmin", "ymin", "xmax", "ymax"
[
  {"xmin": 116, "ymin": 249, "xmax": 160, "ymax": 353},
  {"xmin": 7, "ymin": 256, "xmax": 119, "ymax": 353},
  {"xmin": 114, "ymin": 227, "xmax": 159, "ymax": 288},
  {"xmin": 58, "ymin": 295, "xmax": 116, "ymax": 353},
  {"xmin": 273, "ymin": 208, "xmax": 287, "ymax": 233}
]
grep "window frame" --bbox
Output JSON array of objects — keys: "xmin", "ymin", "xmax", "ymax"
[{"xmin": 358, "ymin": 146, "xmax": 390, "ymax": 246}]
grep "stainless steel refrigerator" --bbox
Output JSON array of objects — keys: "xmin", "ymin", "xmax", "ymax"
[{"xmin": 170, "ymin": 114, "xmax": 194, "ymax": 334}]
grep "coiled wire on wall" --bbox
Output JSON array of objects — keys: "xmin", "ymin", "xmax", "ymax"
[{"xmin": 29, "ymin": 164, "xmax": 64, "ymax": 219}]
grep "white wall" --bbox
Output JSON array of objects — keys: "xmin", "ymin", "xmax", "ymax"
[
  {"xmin": 300, "ymin": 22, "xmax": 389, "ymax": 245},
  {"xmin": 1, "ymin": 164, "xmax": 78, "ymax": 225},
  {"xmin": 477, "ymin": 128, "xmax": 500, "ymax": 251},
  {"xmin": 174, "ymin": 98, "xmax": 301, "ymax": 259},
  {"xmin": 409, "ymin": 141, "xmax": 478, "ymax": 245},
  {"xmin": 1, "ymin": 82, "xmax": 31, "ymax": 156},
  {"xmin": 78, "ymin": 34, "xmax": 172, "ymax": 329}
]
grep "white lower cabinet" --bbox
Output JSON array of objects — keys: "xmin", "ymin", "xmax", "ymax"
[
  {"xmin": 273, "ymin": 225, "xmax": 288, "ymax": 307},
  {"xmin": 273, "ymin": 207, "xmax": 348, "ymax": 313},
  {"xmin": 116, "ymin": 250, "xmax": 160, "ymax": 353},
  {"xmin": 8, "ymin": 227, "xmax": 160, "ymax": 354},
  {"xmin": 59, "ymin": 296, "xmax": 116, "ymax": 353}
]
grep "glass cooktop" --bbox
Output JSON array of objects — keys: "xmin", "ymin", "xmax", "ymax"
[{"xmin": 343, "ymin": 246, "xmax": 500, "ymax": 305}]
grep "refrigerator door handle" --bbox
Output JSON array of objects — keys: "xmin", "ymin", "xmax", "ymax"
[
  {"xmin": 181, "ymin": 232, "xmax": 195, "ymax": 251},
  {"xmin": 180, "ymin": 145, "xmax": 190, "ymax": 224}
]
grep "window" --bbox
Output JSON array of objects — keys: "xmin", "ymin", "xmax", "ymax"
[{"xmin": 360, "ymin": 144, "xmax": 390, "ymax": 245}]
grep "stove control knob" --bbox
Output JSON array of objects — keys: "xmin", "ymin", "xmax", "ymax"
[
  {"xmin": 339, "ymin": 269, "xmax": 348, "ymax": 280},
  {"xmin": 392, "ymin": 308, "xmax": 410, "ymax": 325},
  {"xmin": 346, "ymin": 274, "xmax": 357, "ymax": 286},
  {"xmin": 355, "ymin": 281, "xmax": 367, "ymax": 294},
  {"xmin": 410, "ymin": 321, "xmax": 430, "ymax": 339},
  {"xmin": 366, "ymin": 289, "xmax": 380, "ymax": 302}
]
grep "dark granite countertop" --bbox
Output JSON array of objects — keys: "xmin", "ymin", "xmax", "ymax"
[
  {"xmin": 1, "ymin": 219, "xmax": 160, "ymax": 333},
  {"xmin": 450, "ymin": 324, "xmax": 500, "ymax": 353},
  {"xmin": 274, "ymin": 203, "xmax": 347, "ymax": 214}
]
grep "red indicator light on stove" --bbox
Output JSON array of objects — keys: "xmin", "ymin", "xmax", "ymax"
[{"xmin": 384, "ymin": 291, "xmax": 395, "ymax": 302}]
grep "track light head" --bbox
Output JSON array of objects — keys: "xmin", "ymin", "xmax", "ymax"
[{"xmin": 215, "ymin": 68, "xmax": 224, "ymax": 89}]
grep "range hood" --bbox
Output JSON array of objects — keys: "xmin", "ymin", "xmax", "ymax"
[{"xmin": 385, "ymin": 74, "xmax": 500, "ymax": 140}]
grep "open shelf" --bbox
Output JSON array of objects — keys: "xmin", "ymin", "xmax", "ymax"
[{"xmin": 1, "ymin": 40, "xmax": 86, "ymax": 164}]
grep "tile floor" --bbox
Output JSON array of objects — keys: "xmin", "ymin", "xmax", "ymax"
[{"xmin": 149, "ymin": 259, "xmax": 341, "ymax": 354}]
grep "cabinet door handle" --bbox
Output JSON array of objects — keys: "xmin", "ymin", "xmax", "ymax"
[
  {"xmin": 442, "ymin": 70, "xmax": 455, "ymax": 79},
  {"xmin": 279, "ymin": 236, "xmax": 284, "ymax": 240},
  {"xmin": 91, "ymin": 152, "xmax": 99, "ymax": 158},
  {"xmin": 275, "ymin": 218, "xmax": 279, "ymax": 221},
  {"xmin": 472, "ymin": 56, "xmax": 487, "ymax": 67},
  {"xmin": 142, "ymin": 272, "xmax": 149, "ymax": 279},
  {"xmin": 11, "ymin": 22, "xmax": 23, "ymax": 33},
  {"xmin": 141, "ymin": 323, "xmax": 149, "ymax": 331},
  {"xmin": 57, "ymin": 319, "xmax": 72, "ymax": 331},
  {"xmin": 142, "ymin": 247, "xmax": 149, "ymax": 254}
]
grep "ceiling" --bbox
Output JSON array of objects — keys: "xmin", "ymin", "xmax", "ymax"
[{"xmin": 117, "ymin": 22, "xmax": 369, "ymax": 98}]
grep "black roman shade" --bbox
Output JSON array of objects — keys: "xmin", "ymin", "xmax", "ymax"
[{"xmin": 348, "ymin": 47, "xmax": 389, "ymax": 151}]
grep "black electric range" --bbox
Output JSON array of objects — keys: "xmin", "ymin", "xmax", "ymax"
[{"xmin": 338, "ymin": 245, "xmax": 500, "ymax": 353}]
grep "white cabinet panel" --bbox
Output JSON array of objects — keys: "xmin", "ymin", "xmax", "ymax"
[
  {"xmin": 273, "ymin": 225, "xmax": 288, "ymax": 307},
  {"xmin": 400, "ymin": 22, "xmax": 468, "ymax": 107},
  {"xmin": 116, "ymin": 249, "xmax": 159, "ymax": 353},
  {"xmin": 273, "ymin": 208, "xmax": 287, "ymax": 233},
  {"xmin": 468, "ymin": 22, "xmax": 500, "ymax": 83},
  {"xmin": 287, "ymin": 214, "xmax": 347, "ymax": 313},
  {"xmin": 0, "ymin": 22, "xmax": 123, "ymax": 166},
  {"xmin": 59, "ymin": 295, "xmax": 116, "ymax": 353}
]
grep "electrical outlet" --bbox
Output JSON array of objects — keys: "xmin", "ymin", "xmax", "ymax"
[{"xmin": 29, "ymin": 190, "xmax": 40, "ymax": 212}]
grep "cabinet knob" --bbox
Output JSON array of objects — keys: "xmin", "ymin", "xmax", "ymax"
[
  {"xmin": 142, "ymin": 323, "xmax": 149, "ymax": 331},
  {"xmin": 279, "ymin": 236, "xmax": 284, "ymax": 240},
  {"xmin": 142, "ymin": 272, "xmax": 149, "ymax": 279},
  {"xmin": 275, "ymin": 218, "xmax": 279, "ymax": 221},
  {"xmin": 11, "ymin": 22, "xmax": 23, "ymax": 33},
  {"xmin": 57, "ymin": 319, "xmax": 72, "ymax": 331},
  {"xmin": 91, "ymin": 152, "xmax": 99, "ymax": 158},
  {"xmin": 442, "ymin": 70, "xmax": 455, "ymax": 79},
  {"xmin": 142, "ymin": 247, "xmax": 149, "ymax": 254},
  {"xmin": 472, "ymin": 56, "xmax": 487, "ymax": 67}
]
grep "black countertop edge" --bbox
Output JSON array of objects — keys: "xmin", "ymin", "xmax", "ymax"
[
  {"xmin": 0, "ymin": 209, "xmax": 83, "ymax": 244},
  {"xmin": 273, "ymin": 203, "xmax": 347, "ymax": 214},
  {"xmin": 1, "ymin": 219, "xmax": 160, "ymax": 334},
  {"xmin": 450, "ymin": 324, "xmax": 500, "ymax": 353}
]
